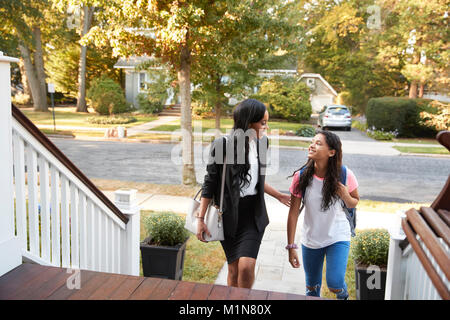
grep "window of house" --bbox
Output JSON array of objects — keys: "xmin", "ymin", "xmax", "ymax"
[{"xmin": 139, "ymin": 72, "xmax": 147, "ymax": 92}]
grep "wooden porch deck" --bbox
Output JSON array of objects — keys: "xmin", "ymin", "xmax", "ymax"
[{"xmin": 0, "ymin": 263, "xmax": 314, "ymax": 300}]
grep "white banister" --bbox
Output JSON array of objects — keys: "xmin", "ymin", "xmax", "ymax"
[
  {"xmin": 0, "ymin": 54, "xmax": 21, "ymax": 277},
  {"xmin": 385, "ymin": 211, "xmax": 407, "ymax": 300},
  {"xmin": 115, "ymin": 189, "xmax": 140, "ymax": 276}
]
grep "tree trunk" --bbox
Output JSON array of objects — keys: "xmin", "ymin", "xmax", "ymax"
[
  {"xmin": 76, "ymin": 6, "xmax": 94, "ymax": 113},
  {"xmin": 18, "ymin": 58, "xmax": 32, "ymax": 105},
  {"xmin": 18, "ymin": 42, "xmax": 46, "ymax": 111},
  {"xmin": 409, "ymin": 81, "xmax": 418, "ymax": 98},
  {"xmin": 214, "ymin": 75, "xmax": 221, "ymax": 135},
  {"xmin": 178, "ymin": 45, "xmax": 197, "ymax": 186},
  {"xmin": 418, "ymin": 82, "xmax": 424, "ymax": 98},
  {"xmin": 32, "ymin": 26, "xmax": 48, "ymax": 112}
]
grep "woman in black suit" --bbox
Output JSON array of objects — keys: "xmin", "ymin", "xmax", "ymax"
[{"xmin": 196, "ymin": 99, "xmax": 290, "ymax": 289}]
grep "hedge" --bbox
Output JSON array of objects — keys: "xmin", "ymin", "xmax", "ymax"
[{"xmin": 366, "ymin": 97, "xmax": 438, "ymax": 138}]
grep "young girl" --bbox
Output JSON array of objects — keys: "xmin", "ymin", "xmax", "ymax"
[
  {"xmin": 287, "ymin": 130, "xmax": 359, "ymax": 300},
  {"xmin": 197, "ymin": 99, "xmax": 290, "ymax": 289}
]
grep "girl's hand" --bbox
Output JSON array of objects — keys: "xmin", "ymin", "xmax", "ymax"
[
  {"xmin": 288, "ymin": 249, "xmax": 301, "ymax": 268},
  {"xmin": 196, "ymin": 220, "xmax": 211, "ymax": 243},
  {"xmin": 277, "ymin": 193, "xmax": 291, "ymax": 207},
  {"xmin": 337, "ymin": 182, "xmax": 350, "ymax": 200}
]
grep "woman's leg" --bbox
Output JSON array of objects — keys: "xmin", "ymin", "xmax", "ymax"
[
  {"xmin": 325, "ymin": 241, "xmax": 350, "ymax": 300},
  {"xmin": 227, "ymin": 260, "xmax": 239, "ymax": 287},
  {"xmin": 301, "ymin": 245, "xmax": 326, "ymax": 297},
  {"xmin": 237, "ymin": 257, "xmax": 257, "ymax": 288}
]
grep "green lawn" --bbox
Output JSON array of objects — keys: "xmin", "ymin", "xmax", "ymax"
[
  {"xmin": 393, "ymin": 146, "xmax": 449, "ymax": 155},
  {"xmin": 22, "ymin": 108, "xmax": 158, "ymax": 128}
]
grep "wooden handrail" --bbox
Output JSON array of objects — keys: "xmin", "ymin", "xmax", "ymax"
[
  {"xmin": 420, "ymin": 206, "xmax": 450, "ymax": 247},
  {"xmin": 431, "ymin": 131, "xmax": 450, "ymax": 211},
  {"xmin": 11, "ymin": 104, "xmax": 129, "ymax": 224},
  {"xmin": 401, "ymin": 217, "xmax": 450, "ymax": 300},
  {"xmin": 405, "ymin": 209, "xmax": 450, "ymax": 281}
]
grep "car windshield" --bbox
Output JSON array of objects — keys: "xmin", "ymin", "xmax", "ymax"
[{"xmin": 328, "ymin": 107, "xmax": 349, "ymax": 115}]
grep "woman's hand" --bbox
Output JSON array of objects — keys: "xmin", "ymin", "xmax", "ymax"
[
  {"xmin": 288, "ymin": 249, "xmax": 301, "ymax": 268},
  {"xmin": 196, "ymin": 219, "xmax": 211, "ymax": 243},
  {"xmin": 277, "ymin": 193, "xmax": 291, "ymax": 207}
]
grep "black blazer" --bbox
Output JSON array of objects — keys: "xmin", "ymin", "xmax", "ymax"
[{"xmin": 201, "ymin": 136, "xmax": 269, "ymax": 238}]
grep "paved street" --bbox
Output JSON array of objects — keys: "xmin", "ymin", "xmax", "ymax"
[{"xmin": 51, "ymin": 137, "xmax": 449, "ymax": 203}]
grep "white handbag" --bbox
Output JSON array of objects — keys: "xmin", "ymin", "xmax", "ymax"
[{"xmin": 184, "ymin": 158, "xmax": 227, "ymax": 242}]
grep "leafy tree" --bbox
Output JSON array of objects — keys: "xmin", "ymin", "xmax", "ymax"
[
  {"xmin": 253, "ymin": 76, "xmax": 312, "ymax": 121},
  {"xmin": 1, "ymin": 0, "xmax": 52, "ymax": 111},
  {"xmin": 86, "ymin": 0, "xmax": 297, "ymax": 185}
]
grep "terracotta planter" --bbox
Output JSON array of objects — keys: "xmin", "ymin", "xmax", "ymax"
[
  {"xmin": 354, "ymin": 263, "xmax": 387, "ymax": 300},
  {"xmin": 140, "ymin": 237, "xmax": 188, "ymax": 280}
]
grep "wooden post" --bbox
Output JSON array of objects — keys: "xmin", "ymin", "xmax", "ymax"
[
  {"xmin": 115, "ymin": 189, "xmax": 140, "ymax": 276},
  {"xmin": 0, "ymin": 53, "xmax": 22, "ymax": 277}
]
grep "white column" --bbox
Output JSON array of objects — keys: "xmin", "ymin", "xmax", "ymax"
[
  {"xmin": 0, "ymin": 53, "xmax": 21, "ymax": 277},
  {"xmin": 385, "ymin": 210, "xmax": 407, "ymax": 300},
  {"xmin": 115, "ymin": 189, "xmax": 140, "ymax": 276}
]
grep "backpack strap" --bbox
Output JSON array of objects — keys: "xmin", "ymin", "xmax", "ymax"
[{"xmin": 340, "ymin": 165, "xmax": 356, "ymax": 237}]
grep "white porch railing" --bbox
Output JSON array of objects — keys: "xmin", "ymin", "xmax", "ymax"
[
  {"xmin": 385, "ymin": 209, "xmax": 450, "ymax": 300},
  {"xmin": 11, "ymin": 115, "xmax": 140, "ymax": 276}
]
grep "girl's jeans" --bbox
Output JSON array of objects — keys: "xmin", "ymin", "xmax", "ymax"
[{"xmin": 301, "ymin": 241, "xmax": 350, "ymax": 300}]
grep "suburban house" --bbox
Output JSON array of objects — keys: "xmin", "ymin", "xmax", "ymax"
[
  {"xmin": 115, "ymin": 57, "xmax": 338, "ymax": 114},
  {"xmin": 114, "ymin": 56, "xmax": 177, "ymax": 107},
  {"xmin": 257, "ymin": 70, "xmax": 339, "ymax": 114},
  {"xmin": 1, "ymin": 53, "xmax": 449, "ymax": 300}
]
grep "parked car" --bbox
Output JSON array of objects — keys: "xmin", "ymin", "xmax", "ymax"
[{"xmin": 318, "ymin": 105, "xmax": 352, "ymax": 131}]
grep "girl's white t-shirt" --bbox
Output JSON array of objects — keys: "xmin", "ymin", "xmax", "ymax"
[{"xmin": 289, "ymin": 169, "xmax": 358, "ymax": 249}]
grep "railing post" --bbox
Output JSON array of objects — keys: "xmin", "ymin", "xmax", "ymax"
[
  {"xmin": 0, "ymin": 52, "xmax": 21, "ymax": 277},
  {"xmin": 115, "ymin": 189, "xmax": 140, "ymax": 276},
  {"xmin": 385, "ymin": 210, "xmax": 407, "ymax": 300}
]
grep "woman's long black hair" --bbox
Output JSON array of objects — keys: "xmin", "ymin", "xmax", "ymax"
[
  {"xmin": 291, "ymin": 130, "xmax": 343, "ymax": 211},
  {"xmin": 231, "ymin": 99, "xmax": 267, "ymax": 188}
]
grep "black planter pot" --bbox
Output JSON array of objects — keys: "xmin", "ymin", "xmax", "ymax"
[
  {"xmin": 140, "ymin": 237, "xmax": 189, "ymax": 280},
  {"xmin": 355, "ymin": 263, "xmax": 387, "ymax": 300}
]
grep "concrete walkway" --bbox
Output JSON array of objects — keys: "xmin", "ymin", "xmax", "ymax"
[{"xmin": 102, "ymin": 190, "xmax": 401, "ymax": 296}]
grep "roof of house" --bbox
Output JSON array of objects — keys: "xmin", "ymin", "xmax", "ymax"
[
  {"xmin": 113, "ymin": 56, "xmax": 159, "ymax": 69},
  {"xmin": 299, "ymin": 73, "xmax": 338, "ymax": 96}
]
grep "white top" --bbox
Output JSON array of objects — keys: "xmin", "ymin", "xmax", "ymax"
[
  {"xmin": 240, "ymin": 139, "xmax": 259, "ymax": 197},
  {"xmin": 300, "ymin": 175, "xmax": 352, "ymax": 249}
]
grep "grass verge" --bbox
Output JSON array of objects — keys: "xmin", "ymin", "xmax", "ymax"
[{"xmin": 393, "ymin": 146, "xmax": 448, "ymax": 155}]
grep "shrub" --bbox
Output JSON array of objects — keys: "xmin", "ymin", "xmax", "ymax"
[
  {"xmin": 419, "ymin": 100, "xmax": 449, "ymax": 131},
  {"xmin": 351, "ymin": 229, "xmax": 390, "ymax": 268},
  {"xmin": 87, "ymin": 75, "xmax": 130, "ymax": 115},
  {"xmin": 366, "ymin": 97, "xmax": 438, "ymax": 138},
  {"xmin": 143, "ymin": 212, "xmax": 189, "ymax": 247},
  {"xmin": 86, "ymin": 116, "xmax": 137, "ymax": 125},
  {"xmin": 137, "ymin": 93, "xmax": 164, "ymax": 114},
  {"xmin": 366, "ymin": 127, "xmax": 399, "ymax": 141},
  {"xmin": 296, "ymin": 125, "xmax": 316, "ymax": 137},
  {"xmin": 253, "ymin": 76, "xmax": 312, "ymax": 122}
]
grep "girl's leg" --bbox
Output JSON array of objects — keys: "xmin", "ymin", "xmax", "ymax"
[
  {"xmin": 237, "ymin": 257, "xmax": 257, "ymax": 289},
  {"xmin": 325, "ymin": 241, "xmax": 350, "ymax": 300},
  {"xmin": 301, "ymin": 245, "xmax": 326, "ymax": 297}
]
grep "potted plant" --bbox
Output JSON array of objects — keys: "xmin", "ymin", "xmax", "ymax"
[
  {"xmin": 140, "ymin": 212, "xmax": 190, "ymax": 280},
  {"xmin": 351, "ymin": 228, "xmax": 390, "ymax": 300}
]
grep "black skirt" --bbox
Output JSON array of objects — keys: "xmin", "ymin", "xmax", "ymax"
[{"xmin": 220, "ymin": 194, "xmax": 265, "ymax": 264}]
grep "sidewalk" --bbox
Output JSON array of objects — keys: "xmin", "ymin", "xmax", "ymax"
[
  {"xmin": 38, "ymin": 115, "xmax": 446, "ymax": 157},
  {"xmin": 102, "ymin": 190, "xmax": 400, "ymax": 296}
]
